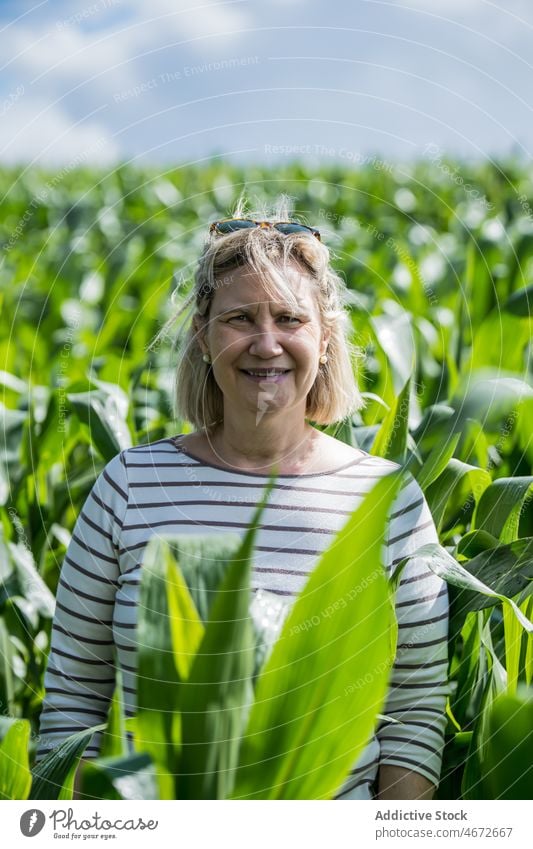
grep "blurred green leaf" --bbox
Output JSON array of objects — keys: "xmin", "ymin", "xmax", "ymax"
[
  {"xmin": 232, "ymin": 471, "xmax": 402, "ymax": 800},
  {"xmin": 0, "ymin": 619, "xmax": 15, "ymax": 717},
  {"xmin": 503, "ymin": 282, "xmax": 533, "ymax": 316},
  {"xmin": 0, "ymin": 720, "xmax": 32, "ymax": 800},
  {"xmin": 7, "ymin": 541, "xmax": 55, "ymax": 618},
  {"xmin": 396, "ymin": 542, "xmax": 533, "ymax": 638},
  {"xmin": 79, "ymin": 752, "xmax": 162, "ymax": 800},
  {"xmin": 99, "ymin": 668, "xmax": 128, "ymax": 759},
  {"xmin": 371, "ymin": 376, "xmax": 411, "ymax": 462},
  {"xmin": 66, "ymin": 391, "xmax": 128, "ymax": 461},
  {"xmin": 30, "ymin": 723, "xmax": 105, "ymax": 800},
  {"xmin": 425, "ymin": 459, "xmax": 491, "ymax": 532},
  {"xmin": 462, "ymin": 619, "xmax": 507, "ymax": 800},
  {"xmin": 413, "ymin": 432, "xmax": 461, "ymax": 491},
  {"xmin": 371, "ymin": 310, "xmax": 414, "ymax": 395},
  {"xmin": 483, "ymin": 688, "xmax": 533, "ymax": 799},
  {"xmin": 473, "ymin": 477, "xmax": 533, "ymax": 543},
  {"xmin": 176, "ymin": 478, "xmax": 275, "ymax": 800}
]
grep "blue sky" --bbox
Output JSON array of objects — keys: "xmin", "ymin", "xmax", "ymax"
[{"xmin": 0, "ymin": 0, "xmax": 532, "ymax": 168}]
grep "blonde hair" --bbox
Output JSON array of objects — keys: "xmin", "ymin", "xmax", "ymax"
[{"xmin": 151, "ymin": 193, "xmax": 366, "ymax": 433}]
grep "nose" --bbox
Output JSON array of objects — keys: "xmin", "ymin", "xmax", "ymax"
[{"xmin": 247, "ymin": 320, "xmax": 284, "ymax": 358}]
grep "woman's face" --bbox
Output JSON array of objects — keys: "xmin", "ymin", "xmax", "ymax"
[{"xmin": 195, "ymin": 262, "xmax": 330, "ymax": 422}]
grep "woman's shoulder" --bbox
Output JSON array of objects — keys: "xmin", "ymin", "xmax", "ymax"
[
  {"xmin": 313, "ymin": 431, "xmax": 408, "ymax": 476},
  {"xmin": 174, "ymin": 429, "xmax": 373, "ymax": 475},
  {"xmin": 123, "ymin": 435, "xmax": 184, "ymax": 459},
  {"xmin": 114, "ymin": 436, "xmax": 191, "ymax": 477},
  {"xmin": 170, "ymin": 429, "xmax": 410, "ymax": 477}
]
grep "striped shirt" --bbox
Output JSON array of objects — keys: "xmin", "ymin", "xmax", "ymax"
[{"xmin": 36, "ymin": 434, "xmax": 450, "ymax": 799}]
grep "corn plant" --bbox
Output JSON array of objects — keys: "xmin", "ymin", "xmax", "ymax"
[
  {"xmin": 26, "ymin": 471, "xmax": 403, "ymax": 800},
  {"xmin": 1, "ymin": 158, "xmax": 533, "ymax": 799}
]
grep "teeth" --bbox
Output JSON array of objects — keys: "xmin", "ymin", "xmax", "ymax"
[{"xmin": 245, "ymin": 369, "xmax": 287, "ymax": 376}]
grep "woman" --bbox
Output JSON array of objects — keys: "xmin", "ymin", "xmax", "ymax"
[{"xmin": 36, "ymin": 198, "xmax": 449, "ymax": 800}]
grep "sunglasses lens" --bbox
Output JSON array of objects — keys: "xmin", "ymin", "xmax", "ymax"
[
  {"xmin": 211, "ymin": 219, "xmax": 321, "ymax": 240},
  {"xmin": 215, "ymin": 219, "xmax": 257, "ymax": 233},
  {"xmin": 275, "ymin": 223, "xmax": 320, "ymax": 239}
]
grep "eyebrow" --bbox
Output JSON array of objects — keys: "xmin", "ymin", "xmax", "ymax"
[{"xmin": 215, "ymin": 303, "xmax": 309, "ymax": 317}]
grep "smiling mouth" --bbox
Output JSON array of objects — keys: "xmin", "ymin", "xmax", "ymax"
[
  {"xmin": 240, "ymin": 368, "xmax": 291, "ymax": 376},
  {"xmin": 239, "ymin": 368, "xmax": 292, "ymax": 381}
]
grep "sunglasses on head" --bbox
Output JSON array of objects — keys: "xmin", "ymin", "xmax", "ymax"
[{"xmin": 209, "ymin": 218, "xmax": 321, "ymax": 241}]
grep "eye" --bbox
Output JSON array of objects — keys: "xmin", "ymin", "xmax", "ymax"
[
  {"xmin": 228, "ymin": 314, "xmax": 249, "ymax": 322},
  {"xmin": 278, "ymin": 315, "xmax": 301, "ymax": 324}
]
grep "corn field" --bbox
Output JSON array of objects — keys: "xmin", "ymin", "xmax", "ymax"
[{"xmin": 0, "ymin": 158, "xmax": 532, "ymax": 800}]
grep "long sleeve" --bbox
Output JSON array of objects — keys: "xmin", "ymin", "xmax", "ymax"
[
  {"xmin": 376, "ymin": 472, "xmax": 450, "ymax": 788},
  {"xmin": 35, "ymin": 451, "xmax": 129, "ymax": 764}
]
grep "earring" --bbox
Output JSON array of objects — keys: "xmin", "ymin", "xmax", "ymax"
[
  {"xmin": 319, "ymin": 354, "xmax": 328, "ymax": 365},
  {"xmin": 202, "ymin": 353, "xmax": 211, "ymax": 364}
]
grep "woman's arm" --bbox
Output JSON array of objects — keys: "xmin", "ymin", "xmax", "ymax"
[
  {"xmin": 35, "ymin": 452, "xmax": 128, "ymax": 765},
  {"xmin": 377, "ymin": 765, "xmax": 435, "ymax": 799},
  {"xmin": 376, "ymin": 473, "xmax": 450, "ymax": 796}
]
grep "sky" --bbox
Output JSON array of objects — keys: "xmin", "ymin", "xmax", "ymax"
[{"xmin": 1, "ymin": 0, "xmax": 532, "ymax": 168}]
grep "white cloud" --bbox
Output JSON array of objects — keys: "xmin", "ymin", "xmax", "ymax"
[
  {"xmin": 384, "ymin": 0, "xmax": 486, "ymax": 11},
  {"xmin": 133, "ymin": 0, "xmax": 252, "ymax": 43},
  {"xmin": 0, "ymin": 0, "xmax": 254, "ymax": 166},
  {"xmin": 0, "ymin": 0, "xmax": 529, "ymax": 165},
  {"xmin": 0, "ymin": 97, "xmax": 120, "ymax": 166},
  {"xmin": 384, "ymin": 0, "xmax": 533, "ymax": 25},
  {"xmin": 0, "ymin": 1, "xmax": 253, "ymax": 88},
  {"xmin": 1, "ymin": 23, "xmax": 130, "ymax": 85}
]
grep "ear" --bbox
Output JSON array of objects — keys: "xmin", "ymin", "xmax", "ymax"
[
  {"xmin": 320, "ymin": 326, "xmax": 331, "ymax": 357},
  {"xmin": 192, "ymin": 314, "xmax": 209, "ymax": 356}
]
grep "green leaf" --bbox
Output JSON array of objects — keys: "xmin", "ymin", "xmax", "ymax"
[
  {"xmin": 66, "ymin": 391, "xmax": 124, "ymax": 461},
  {"xmin": 400, "ymin": 542, "xmax": 533, "ymax": 637},
  {"xmin": 503, "ymin": 282, "xmax": 533, "ymax": 316},
  {"xmin": 454, "ymin": 241, "xmax": 476, "ymax": 372},
  {"xmin": 165, "ymin": 554, "xmax": 205, "ymax": 680},
  {"xmin": 412, "ymin": 432, "xmax": 460, "ymax": 492},
  {"xmin": 455, "ymin": 530, "xmax": 500, "ymax": 560},
  {"xmin": 452, "ymin": 537, "xmax": 533, "ymax": 618},
  {"xmin": 371, "ymin": 311, "xmax": 414, "ymax": 394},
  {"xmin": 462, "ymin": 618, "xmax": 507, "ymax": 800},
  {"xmin": 136, "ymin": 542, "xmax": 188, "ymax": 771},
  {"xmin": 30, "ymin": 723, "xmax": 105, "ymax": 800},
  {"xmin": 468, "ymin": 313, "xmax": 531, "ymax": 372},
  {"xmin": 473, "ymin": 477, "xmax": 533, "ymax": 543},
  {"xmin": 136, "ymin": 534, "xmax": 241, "ymax": 774},
  {"xmin": 0, "ymin": 404, "xmax": 27, "ymax": 478},
  {"xmin": 161, "ymin": 534, "xmax": 246, "ymax": 624},
  {"xmin": 231, "ymin": 471, "xmax": 402, "ymax": 800},
  {"xmin": 79, "ymin": 752, "xmax": 163, "ymax": 800},
  {"xmin": 483, "ymin": 688, "xmax": 533, "ymax": 799},
  {"xmin": 515, "ymin": 397, "xmax": 533, "ymax": 468},
  {"xmin": 321, "ymin": 416, "xmax": 356, "ymax": 447},
  {"xmin": 524, "ymin": 597, "xmax": 533, "ymax": 686},
  {"xmin": 176, "ymin": 478, "xmax": 276, "ymax": 800},
  {"xmin": 450, "ymin": 371, "xmax": 533, "ymax": 433},
  {"xmin": 0, "ymin": 720, "xmax": 32, "ymax": 800},
  {"xmin": 371, "ymin": 375, "xmax": 411, "ymax": 462},
  {"xmin": 450, "ymin": 612, "xmax": 482, "ymax": 728},
  {"xmin": 425, "ymin": 459, "xmax": 491, "ymax": 532},
  {"xmin": 7, "ymin": 541, "xmax": 55, "ymax": 618},
  {"xmin": 412, "ymin": 404, "xmax": 455, "ymax": 455},
  {"xmin": 502, "ymin": 604, "xmax": 522, "ymax": 696},
  {"xmin": 99, "ymin": 668, "xmax": 129, "ymax": 759},
  {"xmin": 0, "ymin": 619, "xmax": 15, "ymax": 717},
  {"xmin": 32, "ymin": 391, "xmax": 63, "ymax": 471}
]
